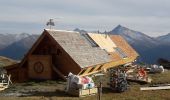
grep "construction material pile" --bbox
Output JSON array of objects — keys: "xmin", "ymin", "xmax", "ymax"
[
  {"xmin": 66, "ymin": 72, "xmax": 95, "ymax": 91},
  {"xmin": 126, "ymin": 66, "xmax": 152, "ymax": 83},
  {"xmin": 66, "ymin": 72, "xmax": 97, "ymax": 97},
  {"xmin": 109, "ymin": 68, "xmax": 128, "ymax": 92}
]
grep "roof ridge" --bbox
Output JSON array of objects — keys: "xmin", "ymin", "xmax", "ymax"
[{"xmin": 45, "ymin": 29, "xmax": 79, "ymax": 33}]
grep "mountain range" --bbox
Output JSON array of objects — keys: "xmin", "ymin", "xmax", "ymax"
[
  {"xmin": 0, "ymin": 33, "xmax": 39, "ymax": 60},
  {"xmin": 0, "ymin": 25, "xmax": 170, "ymax": 64},
  {"xmin": 109, "ymin": 25, "xmax": 170, "ymax": 64}
]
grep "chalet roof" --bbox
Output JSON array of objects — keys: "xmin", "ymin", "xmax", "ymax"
[{"xmin": 46, "ymin": 29, "xmax": 112, "ymax": 68}]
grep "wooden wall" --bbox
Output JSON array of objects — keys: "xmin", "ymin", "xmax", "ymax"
[
  {"xmin": 28, "ymin": 55, "xmax": 52, "ymax": 80},
  {"xmin": 5, "ymin": 63, "xmax": 28, "ymax": 82}
]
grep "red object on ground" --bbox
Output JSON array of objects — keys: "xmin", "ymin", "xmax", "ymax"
[
  {"xmin": 81, "ymin": 76, "xmax": 90, "ymax": 84},
  {"xmin": 138, "ymin": 68, "xmax": 147, "ymax": 77}
]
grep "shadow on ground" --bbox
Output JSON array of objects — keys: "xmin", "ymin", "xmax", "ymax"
[{"xmin": 19, "ymin": 89, "xmax": 72, "ymax": 97}]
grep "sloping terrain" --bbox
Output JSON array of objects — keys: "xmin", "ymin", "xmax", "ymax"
[
  {"xmin": 0, "ymin": 56, "xmax": 17, "ymax": 67},
  {"xmin": 157, "ymin": 33, "xmax": 170, "ymax": 43},
  {"xmin": 0, "ymin": 34, "xmax": 39, "ymax": 60},
  {"xmin": 0, "ymin": 33, "xmax": 30, "ymax": 50}
]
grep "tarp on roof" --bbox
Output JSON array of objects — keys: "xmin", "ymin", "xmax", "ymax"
[{"xmin": 87, "ymin": 33, "xmax": 117, "ymax": 52}]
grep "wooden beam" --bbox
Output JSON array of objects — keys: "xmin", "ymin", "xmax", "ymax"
[
  {"xmin": 77, "ymin": 69, "xmax": 84, "ymax": 75},
  {"xmin": 140, "ymin": 86, "xmax": 170, "ymax": 91},
  {"xmin": 79, "ymin": 56, "xmax": 137, "ymax": 77},
  {"xmin": 80, "ymin": 70, "xmax": 101, "ymax": 77},
  {"xmin": 83, "ymin": 67, "xmax": 93, "ymax": 75},
  {"xmin": 103, "ymin": 56, "xmax": 137, "ymax": 70},
  {"xmin": 80, "ymin": 65, "xmax": 102, "ymax": 76},
  {"xmin": 52, "ymin": 64, "xmax": 66, "ymax": 81},
  {"xmin": 93, "ymin": 65, "xmax": 101, "ymax": 71}
]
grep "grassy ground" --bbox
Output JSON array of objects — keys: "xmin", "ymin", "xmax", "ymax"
[{"xmin": 0, "ymin": 71, "xmax": 170, "ymax": 100}]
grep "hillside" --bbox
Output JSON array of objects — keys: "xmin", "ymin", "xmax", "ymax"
[
  {"xmin": 157, "ymin": 33, "xmax": 170, "ymax": 44},
  {"xmin": 0, "ymin": 33, "xmax": 30, "ymax": 50},
  {"xmin": 0, "ymin": 34, "xmax": 39, "ymax": 60},
  {"xmin": 0, "ymin": 56, "xmax": 17, "ymax": 67}
]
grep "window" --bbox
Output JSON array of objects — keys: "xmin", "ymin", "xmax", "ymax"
[
  {"xmin": 82, "ymin": 34, "xmax": 99, "ymax": 47},
  {"xmin": 114, "ymin": 47, "xmax": 127, "ymax": 58}
]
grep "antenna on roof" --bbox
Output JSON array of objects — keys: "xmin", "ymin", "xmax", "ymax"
[
  {"xmin": 46, "ymin": 17, "xmax": 62, "ymax": 30},
  {"xmin": 46, "ymin": 19, "xmax": 55, "ymax": 29}
]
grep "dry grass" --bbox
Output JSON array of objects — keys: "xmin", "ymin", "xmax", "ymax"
[
  {"xmin": 0, "ymin": 71, "xmax": 170, "ymax": 100},
  {"xmin": 150, "ymin": 70, "xmax": 170, "ymax": 84},
  {"xmin": 0, "ymin": 56, "xmax": 17, "ymax": 67}
]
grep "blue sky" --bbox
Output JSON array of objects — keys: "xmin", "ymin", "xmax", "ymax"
[{"xmin": 0, "ymin": 0, "xmax": 170, "ymax": 37}]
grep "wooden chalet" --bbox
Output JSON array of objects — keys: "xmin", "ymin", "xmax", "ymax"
[{"xmin": 5, "ymin": 29, "xmax": 138, "ymax": 82}]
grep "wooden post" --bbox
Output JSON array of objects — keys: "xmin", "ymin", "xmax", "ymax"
[{"xmin": 98, "ymin": 82, "xmax": 102, "ymax": 100}]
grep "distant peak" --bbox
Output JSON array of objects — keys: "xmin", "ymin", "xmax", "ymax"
[
  {"xmin": 117, "ymin": 24, "xmax": 122, "ymax": 28},
  {"xmin": 74, "ymin": 28, "xmax": 80, "ymax": 31},
  {"xmin": 111, "ymin": 25, "xmax": 130, "ymax": 34},
  {"xmin": 74, "ymin": 28, "xmax": 87, "ymax": 33},
  {"xmin": 115, "ymin": 25, "xmax": 128, "ymax": 30}
]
